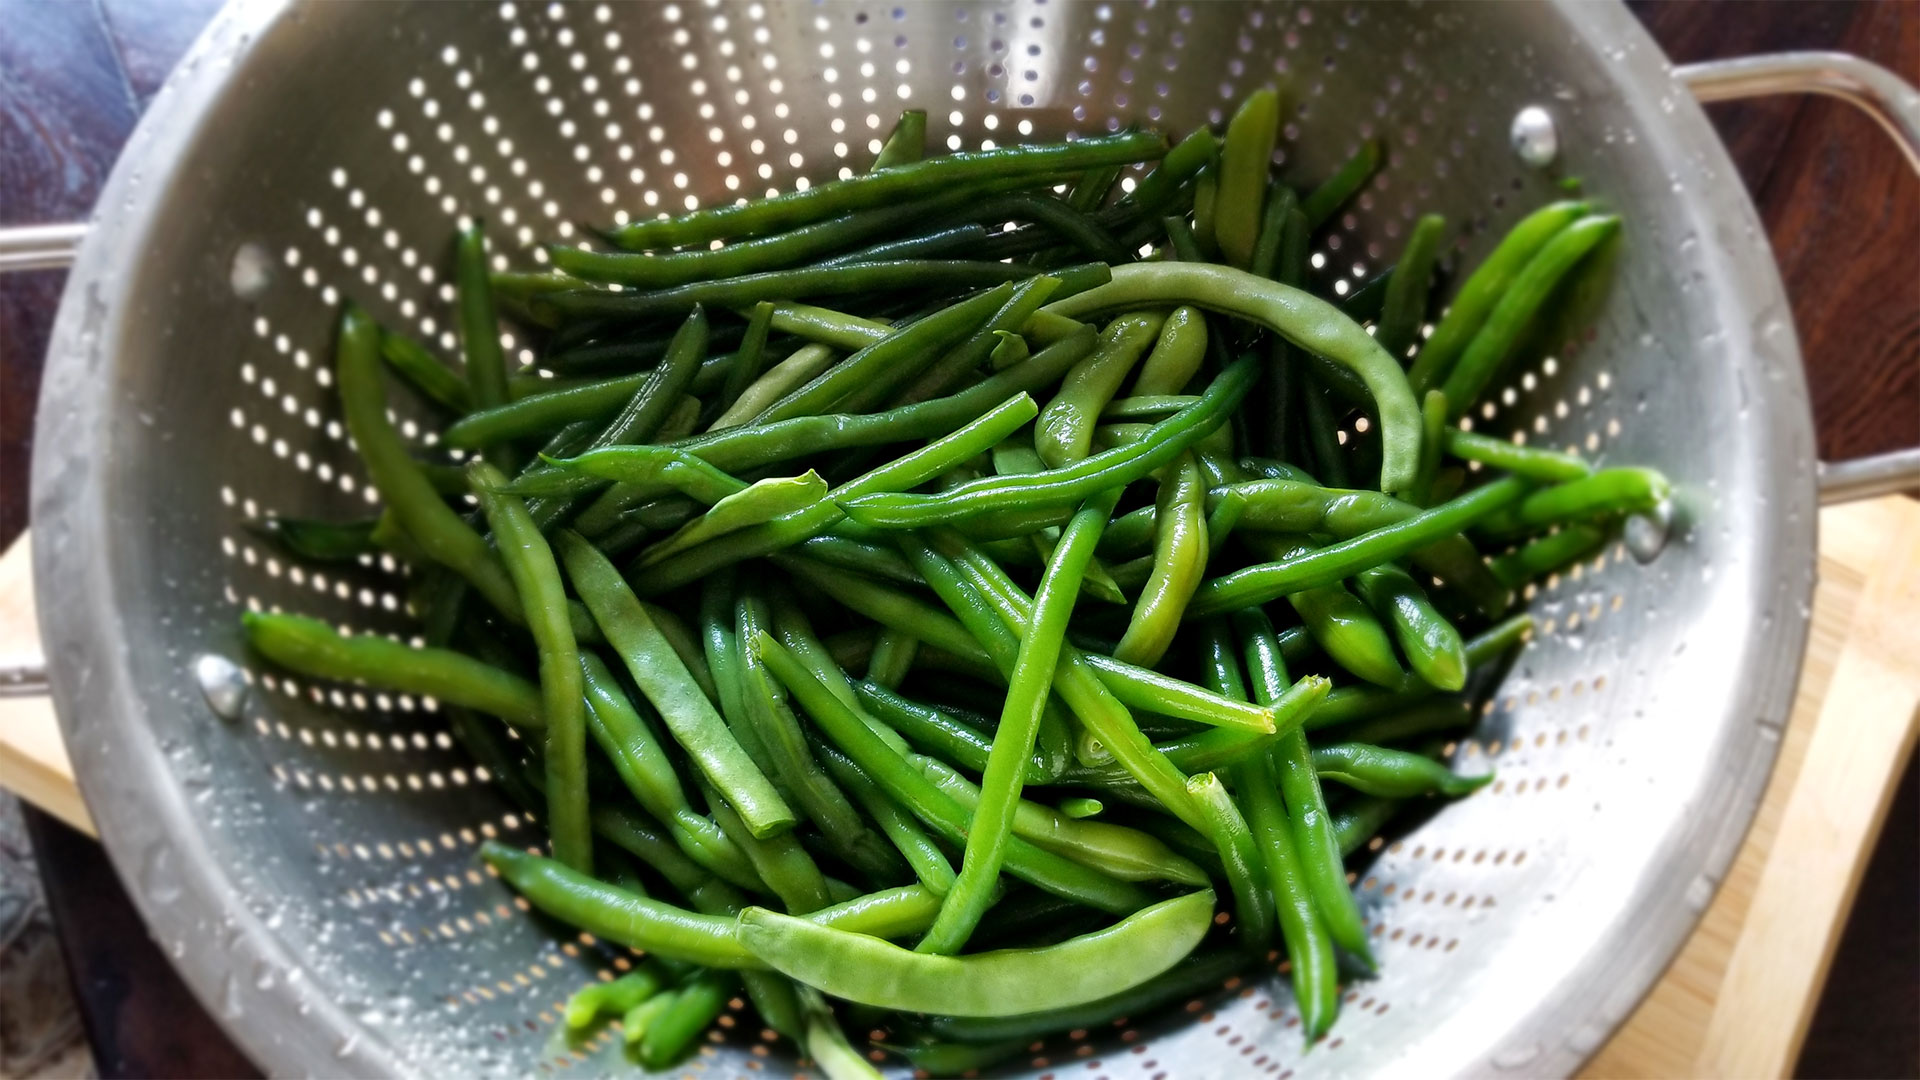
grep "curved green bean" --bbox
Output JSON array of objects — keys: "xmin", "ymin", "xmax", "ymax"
[
  {"xmin": 1312, "ymin": 743, "xmax": 1493, "ymax": 798},
  {"xmin": 1352, "ymin": 561, "xmax": 1468, "ymax": 692},
  {"xmin": 1114, "ymin": 452, "xmax": 1208, "ymax": 667},
  {"xmin": 1215, "ymin": 87, "xmax": 1282, "ymax": 268},
  {"xmin": 1046, "ymin": 262, "xmax": 1423, "ymax": 494},
  {"xmin": 1036, "ymin": 311, "xmax": 1165, "ymax": 468}
]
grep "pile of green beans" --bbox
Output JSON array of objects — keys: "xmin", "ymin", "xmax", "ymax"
[{"xmin": 240, "ymin": 95, "xmax": 1652, "ymax": 1072}]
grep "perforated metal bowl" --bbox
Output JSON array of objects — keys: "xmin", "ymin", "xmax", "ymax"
[{"xmin": 15, "ymin": 1, "xmax": 1920, "ymax": 1076}]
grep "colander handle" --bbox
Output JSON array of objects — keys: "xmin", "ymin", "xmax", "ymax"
[
  {"xmin": 1677, "ymin": 52, "xmax": 1920, "ymax": 504},
  {"xmin": 0, "ymin": 223, "xmax": 86, "ymax": 274}
]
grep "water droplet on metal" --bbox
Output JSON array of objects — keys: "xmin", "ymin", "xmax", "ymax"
[
  {"xmin": 229, "ymin": 241, "xmax": 274, "ymax": 300},
  {"xmin": 141, "ymin": 841, "xmax": 183, "ymax": 905},
  {"xmin": 1510, "ymin": 105, "xmax": 1558, "ymax": 167},
  {"xmin": 1624, "ymin": 500, "xmax": 1672, "ymax": 563},
  {"xmin": 194, "ymin": 653, "xmax": 248, "ymax": 720},
  {"xmin": 1493, "ymin": 1042, "xmax": 1543, "ymax": 1070}
]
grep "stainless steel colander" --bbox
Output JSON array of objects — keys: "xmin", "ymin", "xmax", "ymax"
[{"xmin": 9, "ymin": 1, "xmax": 1920, "ymax": 1076}]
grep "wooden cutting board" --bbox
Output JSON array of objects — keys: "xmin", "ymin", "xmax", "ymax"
[{"xmin": 2, "ymin": 495, "xmax": 1916, "ymax": 1078}]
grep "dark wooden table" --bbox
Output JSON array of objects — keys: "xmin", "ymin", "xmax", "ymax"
[{"xmin": 1, "ymin": 2, "xmax": 1913, "ymax": 1076}]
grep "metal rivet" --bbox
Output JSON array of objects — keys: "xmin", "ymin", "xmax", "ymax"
[{"xmin": 1510, "ymin": 105, "xmax": 1558, "ymax": 168}]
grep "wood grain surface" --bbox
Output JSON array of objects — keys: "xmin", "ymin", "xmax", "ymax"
[{"xmin": 0, "ymin": 2, "xmax": 1913, "ymax": 1077}]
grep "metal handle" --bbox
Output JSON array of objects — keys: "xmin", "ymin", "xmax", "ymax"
[
  {"xmin": 0, "ymin": 223, "xmax": 87, "ymax": 274},
  {"xmin": 1677, "ymin": 52, "xmax": 1920, "ymax": 504},
  {"xmin": 0, "ymin": 226, "xmax": 81, "ymax": 695}
]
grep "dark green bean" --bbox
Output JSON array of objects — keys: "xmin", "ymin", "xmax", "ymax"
[
  {"xmin": 1342, "ymin": 701, "xmax": 1477, "ymax": 747},
  {"xmin": 609, "ymin": 130, "xmax": 1165, "ymax": 249},
  {"xmin": 702, "ymin": 777, "xmax": 831, "ymax": 914},
  {"xmin": 817, "ymin": 222, "xmax": 990, "ymax": 267},
  {"xmin": 853, "ymin": 681, "xmax": 1051, "ymax": 783},
  {"xmin": 531, "ymin": 260, "xmax": 1041, "ymax": 325},
  {"xmin": 885, "ymin": 275, "xmax": 1064, "ymax": 408},
  {"xmin": 457, "ymin": 224, "xmax": 512, "ymax": 468},
  {"xmin": 865, "ymin": 630, "xmax": 918, "ymax": 689},
  {"xmin": 636, "ymin": 974, "xmax": 733, "ymax": 1069},
  {"xmin": 1477, "ymin": 466, "xmax": 1668, "ymax": 538},
  {"xmin": 1411, "ymin": 389, "xmax": 1449, "ymax": 506},
  {"xmin": 380, "ymin": 330, "xmax": 471, "ymax": 414},
  {"xmin": 1124, "ymin": 127, "xmax": 1218, "ymax": 218},
  {"xmin": 872, "ymin": 109, "xmax": 927, "ymax": 170},
  {"xmin": 1299, "ymin": 138, "xmax": 1382, "ymax": 228},
  {"xmin": 1332, "ymin": 795, "xmax": 1405, "ymax": 857},
  {"xmin": 819, "ymin": 748, "xmax": 956, "ymax": 895},
  {"xmin": 1248, "ymin": 181, "xmax": 1297, "ymax": 283},
  {"xmin": 245, "ymin": 515, "xmax": 378, "ymax": 563},
  {"xmin": 1375, "ymin": 213, "xmax": 1447, "ymax": 361}
]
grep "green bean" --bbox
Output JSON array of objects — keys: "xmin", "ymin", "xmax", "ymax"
[
  {"xmin": 468, "ymin": 461, "xmax": 590, "ymax": 871},
  {"xmin": 580, "ymin": 652, "xmax": 764, "ymax": 892},
  {"xmin": 710, "ymin": 301, "xmax": 776, "ymax": 424},
  {"xmin": 242, "ymin": 612, "xmax": 542, "ymax": 729},
  {"xmin": 1248, "ymin": 181, "xmax": 1297, "ymax": 282},
  {"xmin": 843, "ymin": 354, "xmax": 1255, "ymax": 529},
  {"xmin": 989, "ymin": 329, "xmax": 1029, "ymax": 369},
  {"xmin": 441, "ymin": 371, "xmax": 653, "ymax": 448},
  {"xmin": 636, "ymin": 973, "xmax": 734, "ymax": 1069},
  {"xmin": 1304, "ymin": 614, "xmax": 1532, "ymax": 732},
  {"xmin": 1190, "ymin": 770, "xmax": 1274, "ymax": 951},
  {"xmin": 702, "ymin": 778, "xmax": 831, "ymax": 914},
  {"xmin": 1235, "ymin": 609, "xmax": 1375, "ymax": 969},
  {"xmin": 566, "ymin": 966, "xmax": 670, "ymax": 1032},
  {"xmin": 1407, "ymin": 200, "xmax": 1590, "ymax": 395},
  {"xmin": 818, "ymin": 222, "xmax": 990, "ymax": 266},
  {"xmin": 964, "ymin": 194, "xmax": 1128, "ymax": 264},
  {"xmin": 1478, "ymin": 466, "xmax": 1668, "ymax": 537},
  {"xmin": 819, "ymin": 749, "xmax": 956, "ymax": 895},
  {"xmin": 1130, "ymin": 305, "xmax": 1209, "ymax": 397},
  {"xmin": 1097, "ymin": 505, "xmax": 1158, "ymax": 559},
  {"xmin": 872, "ymin": 109, "xmax": 927, "ymax": 169},
  {"xmin": 1491, "ymin": 523, "xmax": 1610, "ymax": 588},
  {"xmin": 610, "ymin": 130, "xmax": 1164, "ymax": 249},
  {"xmin": 925, "ymin": 948, "xmax": 1247, "ymax": 1043},
  {"xmin": 334, "ymin": 305, "xmax": 540, "ymax": 630},
  {"xmin": 1060, "ymin": 798, "xmax": 1103, "ymax": 819},
  {"xmin": 1352, "ymin": 561, "xmax": 1467, "ymax": 692},
  {"xmin": 834, "ymin": 393, "xmax": 1041, "ymax": 501},
  {"xmin": 1339, "ymin": 265, "xmax": 1394, "ymax": 322},
  {"xmin": 1189, "ymin": 477, "xmax": 1528, "ymax": 617},
  {"xmin": 737, "ymin": 889, "xmax": 1213, "ymax": 1016},
  {"xmin": 245, "ymin": 514, "xmax": 378, "ymax": 563},
  {"xmin": 708, "ymin": 343, "xmax": 839, "ymax": 430},
  {"xmin": 757, "ymin": 284, "xmax": 1014, "ymax": 423},
  {"xmin": 853, "ymin": 681, "xmax": 1051, "ymax": 783},
  {"xmin": 1059, "ymin": 674, "xmax": 1326, "ymax": 788},
  {"xmin": 1068, "ymin": 162, "xmax": 1124, "ymax": 211},
  {"xmin": 885, "ymin": 275, "xmax": 1064, "ymax": 408},
  {"xmin": 561, "ymin": 326, "xmax": 1098, "ymax": 524},
  {"xmin": 1438, "ymin": 215, "xmax": 1622, "ymax": 417},
  {"xmin": 483, "ymin": 842, "xmax": 754, "ymax": 967},
  {"xmin": 747, "ymin": 590, "xmax": 909, "ymax": 881},
  {"xmin": 1409, "ymin": 389, "xmax": 1449, "ymax": 506},
  {"xmin": 457, "ymin": 225, "xmax": 512, "ymax": 467},
  {"xmin": 1215, "ymin": 87, "xmax": 1282, "ymax": 268},
  {"xmin": 1445, "ymin": 427, "xmax": 1594, "ymax": 482},
  {"xmin": 380, "ymin": 330, "xmax": 471, "ymax": 414},
  {"xmin": 619, "ymin": 991, "xmax": 676, "ymax": 1049},
  {"xmin": 916, "ymin": 756, "xmax": 1206, "ymax": 886},
  {"xmin": 1190, "ymin": 165, "xmax": 1221, "ymax": 260},
  {"xmin": 555, "ymin": 531, "xmax": 795, "ymax": 837},
  {"xmin": 765, "ymin": 303, "xmax": 891, "ymax": 350},
  {"xmin": 1220, "ymin": 476, "xmax": 1510, "ymax": 618},
  {"xmin": 1239, "ymin": 741, "xmax": 1339, "ymax": 1037},
  {"xmin": 1246, "ymin": 536, "xmax": 1405, "ymax": 688},
  {"xmin": 1205, "ymin": 488, "xmax": 1247, "ymax": 560},
  {"xmin": 1332, "ymin": 795, "xmax": 1405, "ymax": 857},
  {"xmin": 1047, "ymin": 262, "xmax": 1424, "ymax": 494},
  {"xmin": 1125, "ymin": 127, "xmax": 1218, "ymax": 218},
  {"xmin": 558, "ymin": 193, "xmax": 1005, "ymax": 289},
  {"xmin": 866, "ymin": 630, "xmax": 918, "ymax": 689},
  {"xmin": 919, "ymin": 488, "xmax": 1120, "ymax": 954},
  {"xmin": 1101, "ymin": 394, "xmax": 1203, "ymax": 420},
  {"xmin": 1265, "ymin": 201, "xmax": 1312, "ymax": 459},
  {"xmin": 1036, "ymin": 311, "xmax": 1165, "ymax": 467},
  {"xmin": 753, "ymin": 633, "xmax": 1152, "ymax": 913},
  {"xmin": 1375, "ymin": 213, "xmax": 1447, "ymax": 361},
  {"xmin": 880, "ymin": 1038, "xmax": 1025, "ymax": 1075},
  {"xmin": 1299, "ymin": 366, "xmax": 1353, "ymax": 487},
  {"xmin": 1299, "ymin": 138, "xmax": 1382, "ymax": 228},
  {"xmin": 532, "ymin": 260, "xmax": 1041, "ymax": 325},
  {"xmin": 1163, "ymin": 213, "xmax": 1204, "ymax": 262},
  {"xmin": 1342, "ymin": 701, "xmax": 1476, "ymax": 747},
  {"xmin": 633, "ymin": 471, "xmax": 827, "ymax": 570},
  {"xmin": 1114, "ymin": 453, "xmax": 1208, "ymax": 667},
  {"xmin": 793, "ymin": 534, "xmax": 924, "ymax": 588},
  {"xmin": 1312, "ymin": 743, "xmax": 1493, "ymax": 798}
]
